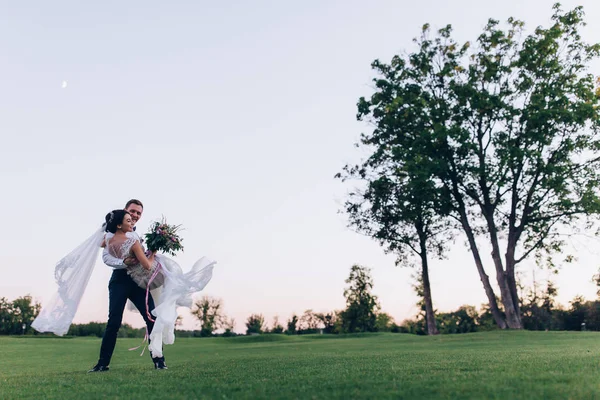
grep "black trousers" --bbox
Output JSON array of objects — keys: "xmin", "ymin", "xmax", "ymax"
[{"xmin": 97, "ymin": 269, "xmax": 158, "ymax": 366}]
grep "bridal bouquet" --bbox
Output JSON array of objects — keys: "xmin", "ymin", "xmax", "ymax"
[{"xmin": 144, "ymin": 217, "xmax": 184, "ymax": 257}]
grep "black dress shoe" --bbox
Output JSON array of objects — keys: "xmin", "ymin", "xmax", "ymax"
[
  {"xmin": 88, "ymin": 364, "xmax": 109, "ymax": 373},
  {"xmin": 153, "ymin": 357, "xmax": 168, "ymax": 370}
]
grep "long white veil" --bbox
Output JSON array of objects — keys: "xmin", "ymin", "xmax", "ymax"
[{"xmin": 32, "ymin": 225, "xmax": 105, "ymax": 336}]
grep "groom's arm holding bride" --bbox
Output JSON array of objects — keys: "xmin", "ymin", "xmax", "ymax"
[{"xmin": 102, "ymin": 247, "xmax": 138, "ymax": 269}]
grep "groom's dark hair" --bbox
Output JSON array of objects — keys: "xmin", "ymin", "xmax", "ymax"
[{"xmin": 125, "ymin": 199, "xmax": 143, "ymax": 209}]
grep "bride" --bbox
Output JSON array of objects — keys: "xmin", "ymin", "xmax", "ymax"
[
  {"xmin": 32, "ymin": 208, "xmax": 215, "ymax": 361},
  {"xmin": 103, "ymin": 210, "xmax": 215, "ymax": 357}
]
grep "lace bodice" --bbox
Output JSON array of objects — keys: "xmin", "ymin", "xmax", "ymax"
[
  {"xmin": 105, "ymin": 234, "xmax": 163, "ymax": 290},
  {"xmin": 106, "ymin": 237, "xmax": 137, "ymax": 259}
]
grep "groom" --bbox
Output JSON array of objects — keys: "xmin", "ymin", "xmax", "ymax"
[{"xmin": 88, "ymin": 199, "xmax": 167, "ymax": 372}]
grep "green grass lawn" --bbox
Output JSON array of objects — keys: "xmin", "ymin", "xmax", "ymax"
[{"xmin": 1, "ymin": 331, "xmax": 600, "ymax": 399}]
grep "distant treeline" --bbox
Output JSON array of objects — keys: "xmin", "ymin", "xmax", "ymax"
[{"xmin": 3, "ymin": 266, "xmax": 599, "ymax": 337}]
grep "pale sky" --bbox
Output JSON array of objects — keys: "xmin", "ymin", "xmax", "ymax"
[{"xmin": 2, "ymin": 0, "xmax": 600, "ymax": 333}]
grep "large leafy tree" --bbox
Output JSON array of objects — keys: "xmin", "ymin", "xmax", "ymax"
[
  {"xmin": 337, "ymin": 163, "xmax": 449, "ymax": 335},
  {"xmin": 341, "ymin": 4, "xmax": 600, "ymax": 328}
]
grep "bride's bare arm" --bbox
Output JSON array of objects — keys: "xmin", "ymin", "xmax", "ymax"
[{"xmin": 131, "ymin": 241, "xmax": 156, "ymax": 271}]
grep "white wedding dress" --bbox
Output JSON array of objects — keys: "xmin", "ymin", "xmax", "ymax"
[
  {"xmin": 105, "ymin": 235, "xmax": 165, "ymax": 290},
  {"xmin": 32, "ymin": 224, "xmax": 215, "ymax": 358},
  {"xmin": 105, "ymin": 234, "xmax": 214, "ymax": 357}
]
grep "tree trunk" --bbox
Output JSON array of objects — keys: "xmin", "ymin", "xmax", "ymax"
[
  {"xmin": 451, "ymin": 185, "xmax": 508, "ymax": 329},
  {"xmin": 485, "ymin": 215, "xmax": 522, "ymax": 329},
  {"xmin": 418, "ymin": 237, "xmax": 439, "ymax": 335},
  {"xmin": 495, "ymin": 265, "xmax": 522, "ymax": 329},
  {"xmin": 504, "ymin": 239, "xmax": 522, "ymax": 328},
  {"xmin": 472, "ymin": 126, "xmax": 523, "ymax": 329},
  {"xmin": 461, "ymin": 218, "xmax": 508, "ymax": 329}
]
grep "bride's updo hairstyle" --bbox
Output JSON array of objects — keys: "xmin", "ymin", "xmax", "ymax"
[{"xmin": 104, "ymin": 209, "xmax": 130, "ymax": 234}]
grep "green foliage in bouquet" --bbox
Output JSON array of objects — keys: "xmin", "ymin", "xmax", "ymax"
[{"xmin": 144, "ymin": 217, "xmax": 184, "ymax": 257}]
